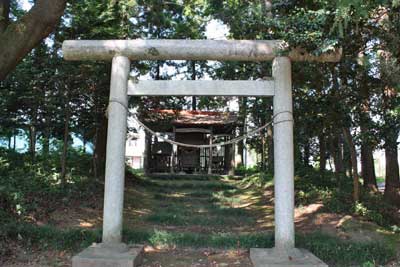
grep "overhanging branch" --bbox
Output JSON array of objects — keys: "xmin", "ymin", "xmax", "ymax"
[{"xmin": 0, "ymin": 0, "xmax": 67, "ymax": 80}]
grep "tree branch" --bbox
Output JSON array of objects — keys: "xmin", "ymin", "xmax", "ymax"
[
  {"xmin": 0, "ymin": 0, "xmax": 10, "ymax": 33},
  {"xmin": 0, "ymin": 0, "xmax": 67, "ymax": 80}
]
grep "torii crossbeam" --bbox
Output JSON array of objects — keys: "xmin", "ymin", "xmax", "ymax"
[{"xmin": 63, "ymin": 39, "xmax": 340, "ymax": 267}]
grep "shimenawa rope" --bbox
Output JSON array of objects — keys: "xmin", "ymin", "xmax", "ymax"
[{"xmin": 108, "ymin": 99, "xmax": 293, "ymax": 149}]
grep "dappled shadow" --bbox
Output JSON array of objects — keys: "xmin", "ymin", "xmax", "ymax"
[{"xmin": 121, "ymin": 174, "xmax": 261, "ymax": 234}]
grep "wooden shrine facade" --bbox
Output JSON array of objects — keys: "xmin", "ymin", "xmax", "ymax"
[{"xmin": 142, "ymin": 110, "xmax": 239, "ymax": 175}]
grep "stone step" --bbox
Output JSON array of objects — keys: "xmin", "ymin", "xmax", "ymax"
[
  {"xmin": 148, "ymin": 173, "xmax": 222, "ymax": 181},
  {"xmin": 149, "ymin": 180, "xmax": 235, "ymax": 191}
]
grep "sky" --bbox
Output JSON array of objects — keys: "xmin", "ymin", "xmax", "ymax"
[
  {"xmin": 19, "ymin": 0, "xmax": 32, "ymax": 10},
  {"xmin": 18, "ymin": 0, "xmax": 230, "ymax": 40}
]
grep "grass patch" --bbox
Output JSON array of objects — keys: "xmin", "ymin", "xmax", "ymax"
[
  {"xmin": 144, "ymin": 211, "xmax": 254, "ymax": 227},
  {"xmin": 221, "ymin": 188, "xmax": 242, "ymax": 197},
  {"xmin": 133, "ymin": 176, "xmax": 235, "ymax": 191},
  {"xmin": 209, "ymin": 204, "xmax": 251, "ymax": 217},
  {"xmin": 153, "ymin": 193, "xmax": 188, "ymax": 202},
  {"xmin": 1, "ymin": 222, "xmax": 101, "ymax": 251},
  {"xmin": 153, "ymin": 191, "xmax": 215, "ymax": 203},
  {"xmin": 297, "ymin": 232, "xmax": 396, "ymax": 266},
  {"xmin": 145, "ymin": 213, "xmax": 187, "ymax": 225},
  {"xmin": 212, "ymin": 191, "xmax": 243, "ymax": 205},
  {"xmin": 150, "ymin": 201, "xmax": 251, "ymax": 219},
  {"xmin": 185, "ymin": 191, "xmax": 214, "ymax": 198},
  {"xmin": 147, "ymin": 229, "xmax": 273, "ymax": 248},
  {"xmin": 191, "ymin": 215, "xmax": 255, "ymax": 226},
  {"xmin": 2, "ymin": 223, "xmax": 395, "ymax": 266}
]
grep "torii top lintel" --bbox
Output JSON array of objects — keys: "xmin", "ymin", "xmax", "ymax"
[{"xmin": 62, "ymin": 39, "xmax": 341, "ymax": 63}]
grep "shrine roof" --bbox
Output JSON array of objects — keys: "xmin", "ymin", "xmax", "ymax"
[{"xmin": 142, "ymin": 109, "xmax": 239, "ymax": 127}]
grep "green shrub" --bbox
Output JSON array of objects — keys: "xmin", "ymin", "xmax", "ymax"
[
  {"xmin": 234, "ymin": 165, "xmax": 259, "ymax": 176},
  {"xmin": 239, "ymin": 172, "xmax": 273, "ymax": 188},
  {"xmin": 1, "ymin": 222, "xmax": 101, "ymax": 251},
  {"xmin": 0, "ymin": 148, "xmax": 100, "ymax": 221}
]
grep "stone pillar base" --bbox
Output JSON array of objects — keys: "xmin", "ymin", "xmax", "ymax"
[
  {"xmin": 72, "ymin": 243, "xmax": 144, "ymax": 267},
  {"xmin": 250, "ymin": 248, "xmax": 328, "ymax": 267}
]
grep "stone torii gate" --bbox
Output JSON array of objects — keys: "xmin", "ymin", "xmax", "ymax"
[{"xmin": 62, "ymin": 39, "xmax": 340, "ymax": 267}]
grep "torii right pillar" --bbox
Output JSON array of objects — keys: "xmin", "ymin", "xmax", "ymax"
[{"xmin": 250, "ymin": 57, "xmax": 328, "ymax": 267}]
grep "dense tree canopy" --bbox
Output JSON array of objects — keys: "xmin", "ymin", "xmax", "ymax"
[{"xmin": 0, "ymin": 0, "xmax": 399, "ymax": 219}]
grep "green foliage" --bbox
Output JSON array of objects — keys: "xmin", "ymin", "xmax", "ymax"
[
  {"xmin": 294, "ymin": 167, "xmax": 399, "ymax": 228},
  {"xmin": 234, "ymin": 165, "xmax": 259, "ymax": 176},
  {"xmin": 1, "ymin": 223, "xmax": 101, "ymax": 253},
  {"xmin": 238, "ymin": 172, "xmax": 274, "ymax": 188},
  {"xmin": 297, "ymin": 232, "xmax": 395, "ymax": 266},
  {"xmin": 0, "ymin": 148, "xmax": 98, "ymax": 223}
]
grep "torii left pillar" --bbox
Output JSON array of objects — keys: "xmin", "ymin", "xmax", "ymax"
[
  {"xmin": 72, "ymin": 56, "xmax": 144, "ymax": 267},
  {"xmin": 103, "ymin": 55, "xmax": 129, "ymax": 243}
]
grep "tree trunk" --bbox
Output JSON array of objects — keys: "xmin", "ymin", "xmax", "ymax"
[
  {"xmin": 261, "ymin": 133, "xmax": 266, "ymax": 171},
  {"xmin": 318, "ymin": 133, "xmax": 326, "ymax": 172},
  {"xmin": 42, "ymin": 130, "xmax": 50, "ymax": 156},
  {"xmin": 343, "ymin": 127, "xmax": 360, "ymax": 203},
  {"xmin": 342, "ymin": 143, "xmax": 352, "ymax": 177},
  {"xmin": 224, "ymin": 140, "xmax": 230, "ymax": 173},
  {"xmin": 0, "ymin": 0, "xmax": 67, "ymax": 80},
  {"xmin": 60, "ymin": 106, "xmax": 70, "ymax": 185},
  {"xmin": 229, "ymin": 143, "xmax": 235, "ymax": 176},
  {"xmin": 83, "ymin": 138, "xmax": 87, "ymax": 153},
  {"xmin": 94, "ymin": 115, "xmax": 108, "ymax": 180},
  {"xmin": 237, "ymin": 134, "xmax": 244, "ymax": 166},
  {"xmin": 377, "ymin": 43, "xmax": 400, "ymax": 205},
  {"xmin": 143, "ymin": 133, "xmax": 151, "ymax": 175},
  {"xmin": 266, "ymin": 125, "xmax": 273, "ymax": 172},
  {"xmin": 28, "ymin": 125, "xmax": 36, "ymax": 161},
  {"xmin": 361, "ymin": 141, "xmax": 378, "ymax": 192},
  {"xmin": 224, "ymin": 138, "xmax": 235, "ymax": 175},
  {"xmin": 237, "ymin": 97, "xmax": 247, "ymax": 165},
  {"xmin": 359, "ymin": 72, "xmax": 378, "ymax": 192},
  {"xmin": 92, "ymin": 127, "xmax": 98, "ymax": 179},
  {"xmin": 384, "ymin": 143, "xmax": 400, "ymax": 206},
  {"xmin": 191, "ymin": 61, "xmax": 197, "ymax": 110},
  {"xmin": 378, "ymin": 45, "xmax": 400, "ymax": 205},
  {"xmin": 330, "ymin": 134, "xmax": 344, "ymax": 178},
  {"xmin": 7, "ymin": 134, "xmax": 11, "ymax": 149},
  {"xmin": 303, "ymin": 141, "xmax": 311, "ymax": 167},
  {"xmin": 0, "ymin": 0, "xmax": 10, "ymax": 33}
]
